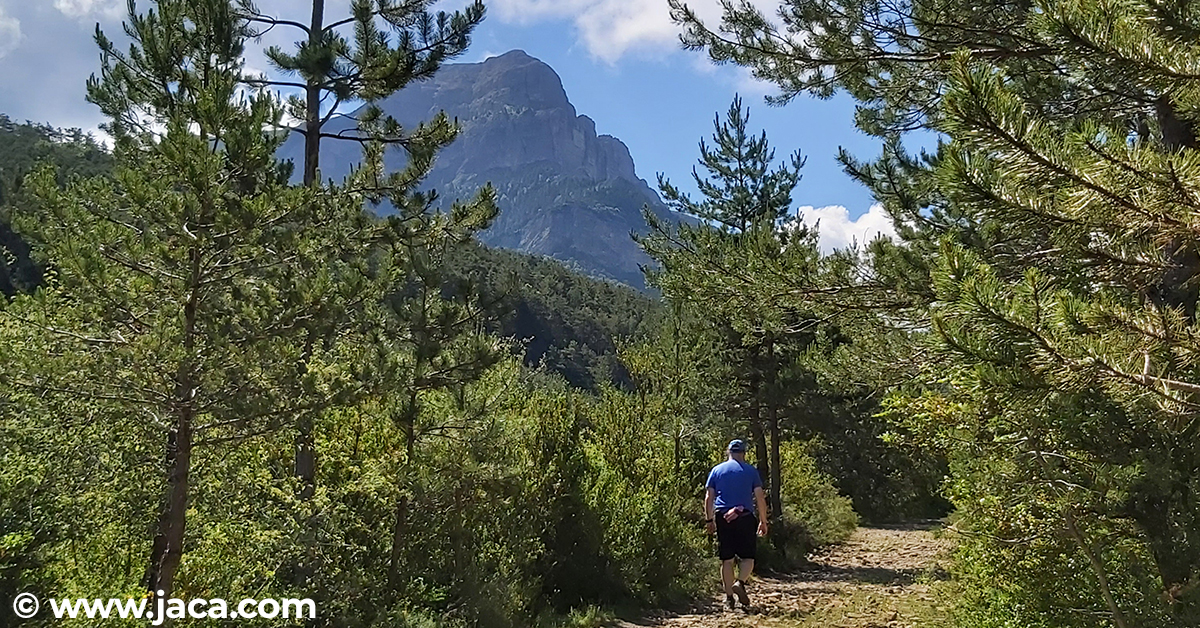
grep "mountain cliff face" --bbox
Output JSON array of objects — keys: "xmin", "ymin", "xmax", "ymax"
[{"xmin": 282, "ymin": 50, "xmax": 670, "ymax": 288}]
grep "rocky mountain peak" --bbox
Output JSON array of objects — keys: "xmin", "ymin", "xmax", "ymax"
[
  {"xmin": 280, "ymin": 50, "xmax": 669, "ymax": 288},
  {"xmin": 372, "ymin": 50, "xmax": 641, "ymax": 185}
]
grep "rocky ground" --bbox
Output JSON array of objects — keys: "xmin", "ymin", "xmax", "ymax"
[{"xmin": 615, "ymin": 523, "xmax": 954, "ymax": 628}]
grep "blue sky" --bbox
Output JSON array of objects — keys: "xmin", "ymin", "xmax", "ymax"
[{"xmin": 0, "ymin": 0, "xmax": 900, "ymax": 250}]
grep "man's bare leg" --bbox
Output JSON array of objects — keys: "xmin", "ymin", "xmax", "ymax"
[
  {"xmin": 721, "ymin": 559, "xmax": 736, "ymax": 596},
  {"xmin": 731, "ymin": 558, "xmax": 753, "ymax": 608},
  {"xmin": 738, "ymin": 558, "xmax": 754, "ymax": 582}
]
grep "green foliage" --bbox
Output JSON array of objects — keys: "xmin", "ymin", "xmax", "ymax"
[
  {"xmin": 778, "ymin": 440, "xmax": 857, "ymax": 548},
  {"xmin": 288, "ymin": 360, "xmax": 710, "ymax": 623},
  {"xmin": 1, "ymin": 0, "xmax": 387, "ymax": 601},
  {"xmin": 642, "ymin": 97, "xmax": 818, "ymax": 522},
  {"xmin": 798, "ymin": 394, "xmax": 950, "ymax": 523},
  {"xmin": 0, "ymin": 3, "xmax": 902, "ymax": 627},
  {"xmin": 0, "ymin": 116, "xmax": 112, "ymax": 296},
  {"xmin": 638, "ymin": 96, "xmax": 919, "ymax": 549},
  {"xmin": 449, "ymin": 241, "xmax": 660, "ymax": 390},
  {"xmin": 675, "ymin": 0, "xmax": 1200, "ymax": 624},
  {"xmin": 657, "ymin": 95, "xmax": 804, "ymax": 233},
  {"xmin": 581, "ymin": 389, "xmax": 708, "ymax": 603},
  {"xmin": 0, "ymin": 116, "xmax": 111, "ymax": 203},
  {"xmin": 0, "ymin": 126, "xmax": 654, "ymax": 393},
  {"xmin": 240, "ymin": 0, "xmax": 486, "ymax": 186}
]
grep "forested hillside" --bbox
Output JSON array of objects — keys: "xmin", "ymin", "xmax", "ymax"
[
  {"xmin": 0, "ymin": 115, "xmax": 111, "ymax": 295},
  {"xmin": 451, "ymin": 242, "xmax": 660, "ymax": 389}
]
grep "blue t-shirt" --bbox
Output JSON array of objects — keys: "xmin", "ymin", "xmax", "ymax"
[{"xmin": 705, "ymin": 459, "xmax": 762, "ymax": 513}]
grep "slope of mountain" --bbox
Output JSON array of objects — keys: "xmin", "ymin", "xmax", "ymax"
[{"xmin": 281, "ymin": 50, "xmax": 671, "ymax": 288}]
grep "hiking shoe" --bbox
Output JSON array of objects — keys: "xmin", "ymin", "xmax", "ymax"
[
  {"xmin": 725, "ymin": 594, "xmax": 736, "ymax": 611},
  {"xmin": 732, "ymin": 579, "xmax": 750, "ymax": 607}
]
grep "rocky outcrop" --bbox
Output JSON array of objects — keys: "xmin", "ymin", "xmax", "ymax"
[{"xmin": 281, "ymin": 50, "xmax": 670, "ymax": 288}]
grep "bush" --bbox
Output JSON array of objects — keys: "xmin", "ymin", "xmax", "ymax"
[
  {"xmin": 579, "ymin": 389, "xmax": 708, "ymax": 605},
  {"xmin": 779, "ymin": 440, "xmax": 858, "ymax": 548}
]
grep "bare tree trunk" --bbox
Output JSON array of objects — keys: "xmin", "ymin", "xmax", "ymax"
[
  {"xmin": 749, "ymin": 402, "xmax": 769, "ymax": 497},
  {"xmin": 767, "ymin": 400, "xmax": 782, "ymax": 519},
  {"xmin": 387, "ymin": 494, "xmax": 409, "ymax": 591},
  {"xmin": 764, "ymin": 338, "xmax": 782, "ymax": 519},
  {"xmin": 294, "ymin": 0, "xmax": 325, "ymax": 512},
  {"xmin": 302, "ymin": 0, "xmax": 325, "ymax": 187},
  {"xmin": 747, "ymin": 345, "xmax": 770, "ymax": 496},
  {"xmin": 294, "ymin": 414, "xmax": 315, "ymax": 498},
  {"xmin": 144, "ymin": 422, "xmax": 192, "ymax": 598},
  {"xmin": 294, "ymin": 332, "xmax": 317, "ymax": 500},
  {"xmin": 388, "ymin": 412, "xmax": 417, "ymax": 591},
  {"xmin": 671, "ymin": 313, "xmax": 683, "ymax": 474}
]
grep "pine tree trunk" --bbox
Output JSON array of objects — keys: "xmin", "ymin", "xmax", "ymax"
[
  {"xmin": 302, "ymin": 0, "xmax": 325, "ymax": 187},
  {"xmin": 673, "ymin": 430, "xmax": 682, "ymax": 475},
  {"xmin": 767, "ymin": 400, "xmax": 782, "ymax": 519},
  {"xmin": 145, "ymin": 244, "xmax": 201, "ymax": 600},
  {"xmin": 294, "ymin": 332, "xmax": 317, "ymax": 501},
  {"xmin": 295, "ymin": 0, "xmax": 325, "ymax": 513},
  {"xmin": 387, "ymin": 494, "xmax": 409, "ymax": 592},
  {"xmin": 388, "ymin": 415, "xmax": 417, "ymax": 591},
  {"xmin": 1154, "ymin": 95, "xmax": 1200, "ymax": 319},
  {"xmin": 748, "ymin": 347, "xmax": 770, "ymax": 497},
  {"xmin": 1145, "ymin": 97, "xmax": 1200, "ymax": 592},
  {"xmin": 291, "ymin": 335, "xmax": 317, "ymax": 588},
  {"xmin": 749, "ymin": 403, "xmax": 769, "ymax": 499},
  {"xmin": 295, "ymin": 414, "xmax": 315, "ymax": 499},
  {"xmin": 764, "ymin": 338, "xmax": 782, "ymax": 519},
  {"xmin": 1127, "ymin": 477, "xmax": 1199, "ymax": 600},
  {"xmin": 144, "ymin": 422, "xmax": 192, "ymax": 598}
]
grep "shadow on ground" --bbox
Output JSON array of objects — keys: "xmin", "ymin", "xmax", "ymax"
[{"xmin": 611, "ymin": 524, "xmax": 954, "ymax": 628}]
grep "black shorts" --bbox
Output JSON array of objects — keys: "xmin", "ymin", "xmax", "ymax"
[{"xmin": 715, "ymin": 510, "xmax": 757, "ymax": 561}]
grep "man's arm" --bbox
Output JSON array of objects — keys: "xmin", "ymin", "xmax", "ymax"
[
  {"xmin": 754, "ymin": 486, "xmax": 769, "ymax": 536},
  {"xmin": 705, "ymin": 487, "xmax": 717, "ymax": 534}
]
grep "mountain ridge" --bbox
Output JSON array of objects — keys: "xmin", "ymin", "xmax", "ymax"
[{"xmin": 281, "ymin": 49, "xmax": 670, "ymax": 288}]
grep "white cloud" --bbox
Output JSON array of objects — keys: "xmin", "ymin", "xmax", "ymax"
[
  {"xmin": 53, "ymin": 0, "xmax": 124, "ymax": 19},
  {"xmin": 798, "ymin": 203, "xmax": 896, "ymax": 253},
  {"xmin": 490, "ymin": 0, "xmax": 777, "ymax": 63},
  {"xmin": 0, "ymin": 6, "xmax": 21, "ymax": 60}
]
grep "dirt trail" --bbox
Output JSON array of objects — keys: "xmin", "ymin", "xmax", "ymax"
[{"xmin": 617, "ymin": 523, "xmax": 953, "ymax": 628}]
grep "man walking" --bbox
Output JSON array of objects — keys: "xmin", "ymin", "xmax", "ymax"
[{"xmin": 705, "ymin": 439, "xmax": 769, "ymax": 611}]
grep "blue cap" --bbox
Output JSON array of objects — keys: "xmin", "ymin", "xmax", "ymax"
[{"xmin": 728, "ymin": 439, "xmax": 746, "ymax": 453}]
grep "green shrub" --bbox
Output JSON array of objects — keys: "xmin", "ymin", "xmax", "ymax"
[
  {"xmin": 580, "ymin": 389, "xmax": 707, "ymax": 605},
  {"xmin": 779, "ymin": 440, "xmax": 859, "ymax": 548}
]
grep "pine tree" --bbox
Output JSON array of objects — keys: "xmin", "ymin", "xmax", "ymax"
[
  {"xmin": 1, "ymin": 0, "xmax": 381, "ymax": 597},
  {"xmin": 373, "ymin": 210, "xmax": 505, "ymax": 593},
  {"xmin": 673, "ymin": 0, "xmax": 1200, "ymax": 622},
  {"xmin": 641, "ymin": 96, "xmax": 823, "ymax": 526},
  {"xmin": 233, "ymin": 0, "xmax": 492, "ymax": 499},
  {"xmin": 658, "ymin": 95, "xmax": 804, "ymax": 233},
  {"xmin": 236, "ymin": 0, "xmax": 485, "ymax": 187},
  {"xmin": 669, "ymin": 0, "xmax": 1200, "ymax": 309},
  {"xmin": 233, "ymin": 0, "xmax": 502, "ymax": 594}
]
